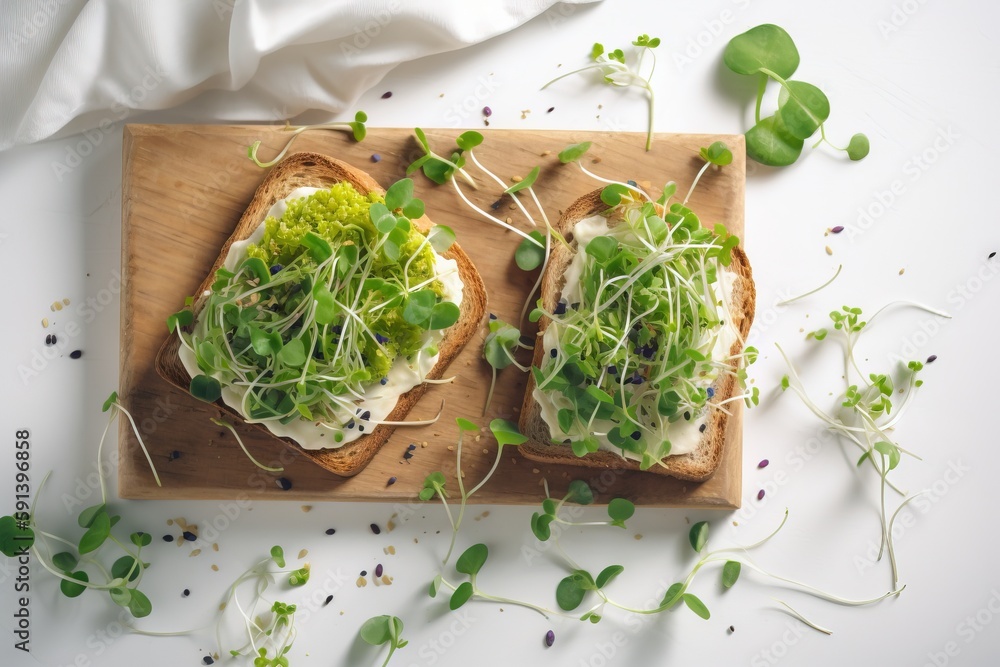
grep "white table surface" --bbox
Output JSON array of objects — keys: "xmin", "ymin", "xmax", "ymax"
[{"xmin": 2, "ymin": 1, "xmax": 999, "ymax": 665}]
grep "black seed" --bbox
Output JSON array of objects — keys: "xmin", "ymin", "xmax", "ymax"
[
  {"xmin": 163, "ymin": 534, "xmax": 174, "ymax": 542},
  {"xmin": 358, "ymin": 425, "xmax": 365, "ymax": 432},
  {"xmin": 381, "ymin": 91, "xmax": 392, "ymax": 99},
  {"xmin": 371, "ymin": 154, "xmax": 382, "ymax": 163},
  {"xmin": 387, "ymin": 476, "xmax": 397, "ymax": 486},
  {"xmin": 380, "ymin": 377, "xmax": 388, "ymax": 385},
  {"xmin": 375, "ymin": 563, "xmax": 384, "ymax": 577},
  {"xmin": 489, "ymin": 312, "xmax": 497, "ymax": 320},
  {"xmin": 168, "ymin": 450, "xmax": 181, "ymax": 461},
  {"xmin": 683, "ymin": 411, "xmax": 691, "ymax": 420},
  {"xmin": 346, "ymin": 420, "xmax": 355, "ymax": 429},
  {"xmin": 403, "ymin": 451, "xmax": 413, "ymax": 460},
  {"xmin": 607, "ymin": 366, "xmax": 617, "ymax": 374},
  {"xmin": 360, "ymin": 570, "xmax": 368, "ymax": 577},
  {"xmin": 69, "ymin": 349, "xmax": 83, "ymax": 359},
  {"xmin": 926, "ymin": 354, "xmax": 937, "ymax": 363},
  {"xmin": 554, "ymin": 302, "xmax": 567, "ymax": 315},
  {"xmin": 325, "ymin": 528, "xmax": 336, "ymax": 535},
  {"xmin": 371, "ymin": 523, "xmax": 381, "ymax": 535},
  {"xmin": 407, "ymin": 444, "xmax": 417, "ymax": 451},
  {"xmin": 519, "ymin": 335, "xmax": 533, "ymax": 346},
  {"xmin": 728, "ymin": 625, "xmax": 735, "ymax": 634},
  {"xmin": 270, "ymin": 264, "xmax": 284, "ymax": 275},
  {"xmin": 203, "ymin": 657, "xmax": 215, "ymax": 665},
  {"xmin": 627, "ymin": 179, "xmax": 637, "ymax": 187},
  {"xmin": 990, "ymin": 251, "xmax": 996, "ymax": 259},
  {"xmin": 490, "ymin": 199, "xmax": 503, "ymax": 211},
  {"xmin": 571, "ymin": 302, "xmax": 580, "ymax": 310},
  {"xmin": 550, "ymin": 349, "xmax": 557, "ymax": 358},
  {"xmin": 699, "ymin": 423, "xmax": 707, "ymax": 433},
  {"xmin": 183, "ymin": 531, "xmax": 197, "ymax": 542},
  {"xmin": 276, "ymin": 477, "xmax": 293, "ymax": 491},
  {"xmin": 182, "ymin": 589, "xmax": 190, "ymax": 597},
  {"xmin": 323, "ymin": 594, "xmax": 333, "ymax": 607},
  {"xmin": 630, "ymin": 431, "xmax": 641, "ymax": 441},
  {"xmin": 547, "ymin": 107, "xmax": 555, "ymax": 113}
]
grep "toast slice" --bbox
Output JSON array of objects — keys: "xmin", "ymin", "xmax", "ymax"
[
  {"xmin": 155, "ymin": 152, "xmax": 487, "ymax": 477},
  {"xmin": 518, "ymin": 188, "xmax": 755, "ymax": 482}
]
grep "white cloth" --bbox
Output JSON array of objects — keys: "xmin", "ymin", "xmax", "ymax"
[{"xmin": 0, "ymin": 0, "xmax": 595, "ymax": 151}]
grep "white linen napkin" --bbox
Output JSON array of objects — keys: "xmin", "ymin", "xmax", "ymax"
[{"xmin": 0, "ymin": 0, "xmax": 597, "ymax": 151}]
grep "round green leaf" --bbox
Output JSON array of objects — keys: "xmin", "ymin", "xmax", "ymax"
[
  {"xmin": 699, "ymin": 141, "xmax": 733, "ymax": 166},
  {"xmin": 250, "ymin": 326, "xmax": 283, "ymax": 356},
  {"xmin": 558, "ymin": 142, "xmax": 592, "ymax": 164},
  {"xmin": 456, "ymin": 418, "xmax": 479, "ymax": 432},
  {"xmin": 456, "ymin": 131, "xmax": 484, "ymax": 151},
  {"xmin": 427, "ymin": 302, "xmax": 460, "ymax": 330},
  {"xmin": 489, "ymin": 419, "xmax": 528, "ymax": 447},
  {"xmin": 60, "ymin": 571, "xmax": 89, "ymax": 598},
  {"xmin": 450, "ymin": 581, "xmax": 474, "ymax": 610},
  {"xmin": 608, "ymin": 498, "xmax": 635, "ymax": 523},
  {"xmin": 847, "ymin": 133, "xmax": 870, "ymax": 161},
  {"xmin": 429, "ymin": 574, "xmax": 442, "ymax": 598},
  {"xmin": 270, "ymin": 545, "xmax": 285, "ymax": 568},
  {"xmin": 276, "ymin": 338, "xmax": 305, "ymax": 367},
  {"xmin": 745, "ymin": 116, "xmax": 804, "ymax": 166},
  {"xmin": 189, "ymin": 374, "xmax": 222, "ymax": 403},
  {"xmin": 0, "ymin": 515, "xmax": 34, "ymax": 557},
  {"xmin": 360, "ymin": 615, "xmax": 392, "ymax": 646},
  {"xmin": 776, "ymin": 81, "xmax": 830, "ymax": 139},
  {"xmin": 112, "ymin": 555, "xmax": 141, "ymax": 582},
  {"xmin": 600, "ymin": 183, "xmax": 629, "ymax": 206},
  {"xmin": 682, "ymin": 593, "xmax": 711, "ymax": 619},
  {"xmin": 566, "ymin": 480, "xmax": 594, "ymax": 505},
  {"xmin": 661, "ymin": 582, "xmax": 684, "ymax": 607},
  {"xmin": 428, "ymin": 225, "xmax": 456, "ymax": 253},
  {"xmin": 77, "ymin": 504, "xmax": 106, "ymax": 529},
  {"xmin": 556, "ymin": 576, "xmax": 586, "ymax": 611},
  {"xmin": 166, "ymin": 310, "xmax": 193, "ymax": 334},
  {"xmin": 127, "ymin": 589, "xmax": 152, "ymax": 618},
  {"xmin": 109, "ymin": 586, "xmax": 132, "ymax": 607},
  {"xmin": 596, "ymin": 565, "xmax": 624, "ymax": 589},
  {"xmin": 403, "ymin": 290, "xmax": 436, "ymax": 326},
  {"xmin": 52, "ymin": 551, "xmax": 77, "ymax": 572},
  {"xmin": 385, "ymin": 179, "xmax": 414, "ymax": 212},
  {"xmin": 515, "ymin": 231, "xmax": 546, "ymax": 271},
  {"xmin": 724, "ymin": 24, "xmax": 800, "ymax": 78},
  {"xmin": 313, "ymin": 287, "xmax": 337, "ymax": 325},
  {"xmin": 78, "ymin": 510, "xmax": 111, "ymax": 555},
  {"xmin": 455, "ymin": 543, "xmax": 489, "ymax": 576},
  {"xmin": 530, "ymin": 512, "xmax": 554, "ymax": 541},
  {"xmin": 722, "ymin": 560, "xmax": 741, "ymax": 589},
  {"xmin": 585, "ymin": 235, "xmax": 618, "ymax": 262},
  {"xmin": 688, "ymin": 521, "xmax": 709, "ymax": 553}
]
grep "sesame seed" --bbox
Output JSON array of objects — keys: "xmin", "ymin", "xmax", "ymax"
[
  {"xmin": 699, "ymin": 423, "xmax": 707, "ymax": 433},
  {"xmin": 325, "ymin": 528, "xmax": 336, "ymax": 535},
  {"xmin": 371, "ymin": 523, "xmax": 381, "ymax": 535},
  {"xmin": 163, "ymin": 534, "xmax": 174, "ymax": 542},
  {"xmin": 757, "ymin": 489, "xmax": 765, "ymax": 501},
  {"xmin": 69, "ymin": 349, "xmax": 83, "ymax": 359},
  {"xmin": 758, "ymin": 459, "xmax": 769, "ymax": 468},
  {"xmin": 371, "ymin": 154, "xmax": 381, "ymax": 163},
  {"xmin": 381, "ymin": 91, "xmax": 392, "ymax": 99},
  {"xmin": 182, "ymin": 589, "xmax": 190, "ymax": 597},
  {"xmin": 203, "ymin": 657, "xmax": 214, "ymax": 665},
  {"xmin": 547, "ymin": 106, "xmax": 555, "ymax": 113},
  {"xmin": 825, "ymin": 246, "xmax": 833, "ymax": 256},
  {"xmin": 323, "ymin": 594, "xmax": 333, "ymax": 606},
  {"xmin": 387, "ymin": 476, "xmax": 397, "ymax": 486},
  {"xmin": 926, "ymin": 354, "xmax": 937, "ymax": 363},
  {"xmin": 831, "ymin": 226, "xmax": 844, "ymax": 234}
]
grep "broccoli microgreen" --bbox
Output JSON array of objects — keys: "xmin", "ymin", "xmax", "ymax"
[
  {"xmin": 170, "ymin": 179, "xmax": 457, "ymax": 444},
  {"xmin": 359, "ymin": 615, "xmax": 408, "ymax": 667},
  {"xmin": 482, "ymin": 317, "xmax": 529, "ymax": 415},
  {"xmin": 778, "ymin": 301, "xmax": 952, "ymax": 587},
  {"xmin": 247, "ymin": 111, "xmax": 368, "ymax": 168},
  {"xmin": 0, "ymin": 392, "xmax": 158, "ymax": 617},
  {"xmin": 723, "ymin": 25, "xmax": 868, "ymax": 166},
  {"xmin": 542, "ymin": 36, "xmax": 661, "ymax": 151}
]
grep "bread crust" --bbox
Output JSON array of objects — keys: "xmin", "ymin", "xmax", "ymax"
[
  {"xmin": 517, "ymin": 188, "xmax": 755, "ymax": 481},
  {"xmin": 155, "ymin": 152, "xmax": 487, "ymax": 477}
]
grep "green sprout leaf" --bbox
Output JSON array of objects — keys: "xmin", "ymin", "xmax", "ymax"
[
  {"xmin": 79, "ymin": 510, "xmax": 111, "ymax": 554},
  {"xmin": 429, "ymin": 574, "xmax": 442, "ymax": 598},
  {"xmin": 723, "ymin": 24, "xmax": 800, "ymax": 78},
  {"xmin": 531, "ymin": 512, "xmax": 554, "ymax": 541},
  {"xmin": 52, "ymin": 551, "xmax": 78, "ymax": 572},
  {"xmin": 600, "ymin": 183, "xmax": 630, "ymax": 206},
  {"xmin": 360, "ymin": 615, "xmax": 394, "ymax": 645},
  {"xmin": 427, "ymin": 302, "xmax": 461, "ymax": 330},
  {"xmin": 450, "ymin": 582, "xmax": 474, "ymax": 610},
  {"xmin": 270, "ymin": 545, "xmax": 285, "ymax": 568},
  {"xmin": 607, "ymin": 498, "xmax": 635, "ymax": 527},
  {"xmin": 428, "ymin": 225, "xmax": 456, "ymax": 253},
  {"xmin": 455, "ymin": 543, "xmax": 489, "ymax": 576},
  {"xmin": 596, "ymin": 565, "xmax": 624, "ymax": 589},
  {"xmin": 515, "ymin": 231, "xmax": 546, "ymax": 271},
  {"xmin": 847, "ymin": 133, "xmax": 870, "ymax": 161},
  {"xmin": 566, "ymin": 480, "xmax": 594, "ymax": 505},
  {"xmin": 109, "ymin": 586, "xmax": 132, "ymax": 607},
  {"xmin": 456, "ymin": 131, "xmax": 484, "ymax": 152},
  {"xmin": 777, "ymin": 81, "xmax": 831, "ymax": 140},
  {"xmin": 745, "ymin": 116, "xmax": 804, "ymax": 166},
  {"xmin": 682, "ymin": 593, "xmax": 711, "ymax": 619},
  {"xmin": 60, "ymin": 571, "xmax": 89, "ymax": 598},
  {"xmin": 112, "ymin": 555, "xmax": 142, "ymax": 582},
  {"xmin": 699, "ymin": 141, "xmax": 733, "ymax": 166},
  {"xmin": 722, "ymin": 560, "xmax": 742, "ymax": 589},
  {"xmin": 189, "ymin": 374, "xmax": 222, "ymax": 403},
  {"xmin": 288, "ymin": 564, "xmax": 310, "ymax": 586},
  {"xmin": 556, "ymin": 575, "xmax": 587, "ymax": 611},
  {"xmin": 101, "ymin": 391, "xmax": 119, "ymax": 413},
  {"xmin": 385, "ymin": 179, "xmax": 414, "ymax": 212},
  {"xmin": 688, "ymin": 521, "xmax": 709, "ymax": 553},
  {"xmin": 127, "ymin": 589, "xmax": 153, "ymax": 618},
  {"xmin": 558, "ymin": 142, "xmax": 592, "ymax": 164},
  {"xmin": 166, "ymin": 309, "xmax": 193, "ymax": 334},
  {"xmin": 0, "ymin": 515, "xmax": 34, "ymax": 557},
  {"xmin": 506, "ymin": 166, "xmax": 540, "ymax": 195},
  {"xmin": 456, "ymin": 418, "xmax": 479, "ymax": 432},
  {"xmin": 874, "ymin": 441, "xmax": 901, "ymax": 471},
  {"xmin": 489, "ymin": 419, "xmax": 528, "ymax": 447}
]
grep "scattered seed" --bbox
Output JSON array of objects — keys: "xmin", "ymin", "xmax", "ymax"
[
  {"xmin": 482, "ymin": 106, "xmax": 493, "ymax": 117},
  {"xmin": 385, "ymin": 546, "xmax": 396, "ymax": 555},
  {"xmin": 325, "ymin": 528, "xmax": 336, "ymax": 535},
  {"xmin": 276, "ymin": 477, "xmax": 292, "ymax": 491},
  {"xmin": 758, "ymin": 459, "xmax": 769, "ymax": 469},
  {"xmin": 41, "ymin": 318, "xmax": 49, "ymax": 328},
  {"xmin": 323, "ymin": 594, "xmax": 333, "ymax": 607},
  {"xmin": 831, "ymin": 225, "xmax": 844, "ymax": 234},
  {"xmin": 381, "ymin": 91, "xmax": 392, "ymax": 99},
  {"xmin": 545, "ymin": 630, "xmax": 555, "ymax": 647},
  {"xmin": 301, "ymin": 505, "xmax": 312, "ymax": 513},
  {"xmin": 728, "ymin": 625, "xmax": 735, "ymax": 634},
  {"xmin": 356, "ymin": 576, "xmax": 368, "ymax": 588},
  {"xmin": 168, "ymin": 450, "xmax": 181, "ymax": 461},
  {"xmin": 190, "ymin": 549, "xmax": 202, "ymax": 557},
  {"xmin": 375, "ymin": 563, "xmax": 384, "ymax": 577},
  {"xmin": 63, "ymin": 298, "xmax": 70, "ymax": 306},
  {"xmin": 163, "ymin": 534, "xmax": 174, "ymax": 542},
  {"xmin": 52, "ymin": 301, "xmax": 63, "ymax": 311},
  {"xmin": 69, "ymin": 349, "xmax": 83, "ymax": 359},
  {"xmin": 990, "ymin": 251, "xmax": 996, "ymax": 259},
  {"xmin": 183, "ymin": 531, "xmax": 197, "ymax": 542},
  {"xmin": 634, "ymin": 533, "xmax": 643, "ymax": 540},
  {"xmin": 382, "ymin": 575, "xmax": 393, "ymax": 585},
  {"xmin": 825, "ymin": 246, "xmax": 833, "ymax": 256},
  {"xmin": 298, "ymin": 549, "xmax": 308, "ymax": 559},
  {"xmin": 699, "ymin": 423, "xmax": 707, "ymax": 433},
  {"xmin": 520, "ymin": 109, "xmax": 530, "ymax": 119},
  {"xmin": 45, "ymin": 334, "xmax": 56, "ymax": 345},
  {"xmin": 370, "ymin": 523, "xmax": 381, "ymax": 535},
  {"xmin": 212, "ymin": 543, "xmax": 219, "ymax": 552},
  {"xmin": 547, "ymin": 106, "xmax": 555, "ymax": 113},
  {"xmin": 183, "ymin": 589, "xmax": 190, "ymax": 597},
  {"xmin": 203, "ymin": 657, "xmax": 215, "ymax": 665},
  {"xmin": 926, "ymin": 354, "xmax": 937, "ymax": 363},
  {"xmin": 757, "ymin": 489, "xmax": 765, "ymax": 501},
  {"xmin": 532, "ymin": 468, "xmax": 540, "ymax": 474},
  {"xmin": 211, "ymin": 564, "xmax": 219, "ymax": 571},
  {"xmin": 371, "ymin": 154, "xmax": 381, "ymax": 163},
  {"xmin": 899, "ymin": 268, "xmax": 905, "ymax": 275},
  {"xmin": 387, "ymin": 476, "xmax": 397, "ymax": 487}
]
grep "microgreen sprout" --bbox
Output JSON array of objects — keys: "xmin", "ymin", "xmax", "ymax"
[
  {"xmin": 482, "ymin": 317, "xmax": 529, "ymax": 415},
  {"xmin": 778, "ymin": 301, "xmax": 952, "ymax": 587},
  {"xmin": 530, "ymin": 480, "xmax": 635, "ymax": 542},
  {"xmin": 170, "ymin": 180, "xmax": 457, "ymax": 445},
  {"xmin": 0, "ymin": 392, "xmax": 158, "ymax": 618},
  {"xmin": 723, "ymin": 24, "xmax": 868, "ymax": 166},
  {"xmin": 542, "ymin": 36, "xmax": 661, "ymax": 151},
  {"xmin": 247, "ymin": 111, "xmax": 368, "ymax": 168},
  {"xmin": 359, "ymin": 615, "xmax": 408, "ymax": 667}
]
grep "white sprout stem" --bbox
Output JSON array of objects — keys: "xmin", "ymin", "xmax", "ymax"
[
  {"xmin": 738, "ymin": 558, "xmax": 903, "ymax": 605},
  {"xmin": 772, "ymin": 599, "xmax": 833, "ymax": 635},
  {"xmin": 777, "ymin": 264, "xmax": 843, "ymax": 306},
  {"xmin": 519, "ymin": 220, "xmax": 552, "ymax": 328},
  {"xmin": 683, "ymin": 161, "xmax": 713, "ymax": 206},
  {"xmin": 466, "ymin": 444, "xmax": 506, "ymax": 498},
  {"xmin": 866, "ymin": 300, "xmax": 952, "ymax": 328},
  {"xmin": 112, "ymin": 401, "xmax": 162, "ymax": 487},
  {"xmin": 712, "ymin": 508, "xmax": 790, "ymax": 554},
  {"xmin": 96, "ymin": 411, "xmax": 116, "ymax": 504},
  {"xmin": 211, "ymin": 419, "xmax": 284, "ymax": 473},
  {"xmin": 540, "ymin": 62, "xmax": 626, "ymax": 90},
  {"xmin": 576, "ymin": 163, "xmax": 650, "ymax": 201},
  {"xmin": 367, "ymin": 400, "xmax": 445, "ymax": 427},
  {"xmin": 442, "ymin": 431, "xmax": 468, "ymax": 564},
  {"xmin": 483, "ymin": 366, "xmax": 498, "ymax": 417},
  {"xmin": 500, "ymin": 345, "xmax": 530, "ymax": 373},
  {"xmin": 468, "ymin": 152, "xmax": 537, "ymax": 228},
  {"xmin": 450, "ymin": 177, "xmax": 541, "ymax": 246}
]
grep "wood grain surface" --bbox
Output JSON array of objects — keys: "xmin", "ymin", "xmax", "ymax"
[{"xmin": 119, "ymin": 124, "xmax": 746, "ymax": 507}]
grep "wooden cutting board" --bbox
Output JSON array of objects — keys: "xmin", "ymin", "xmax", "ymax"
[{"xmin": 119, "ymin": 124, "xmax": 746, "ymax": 507}]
